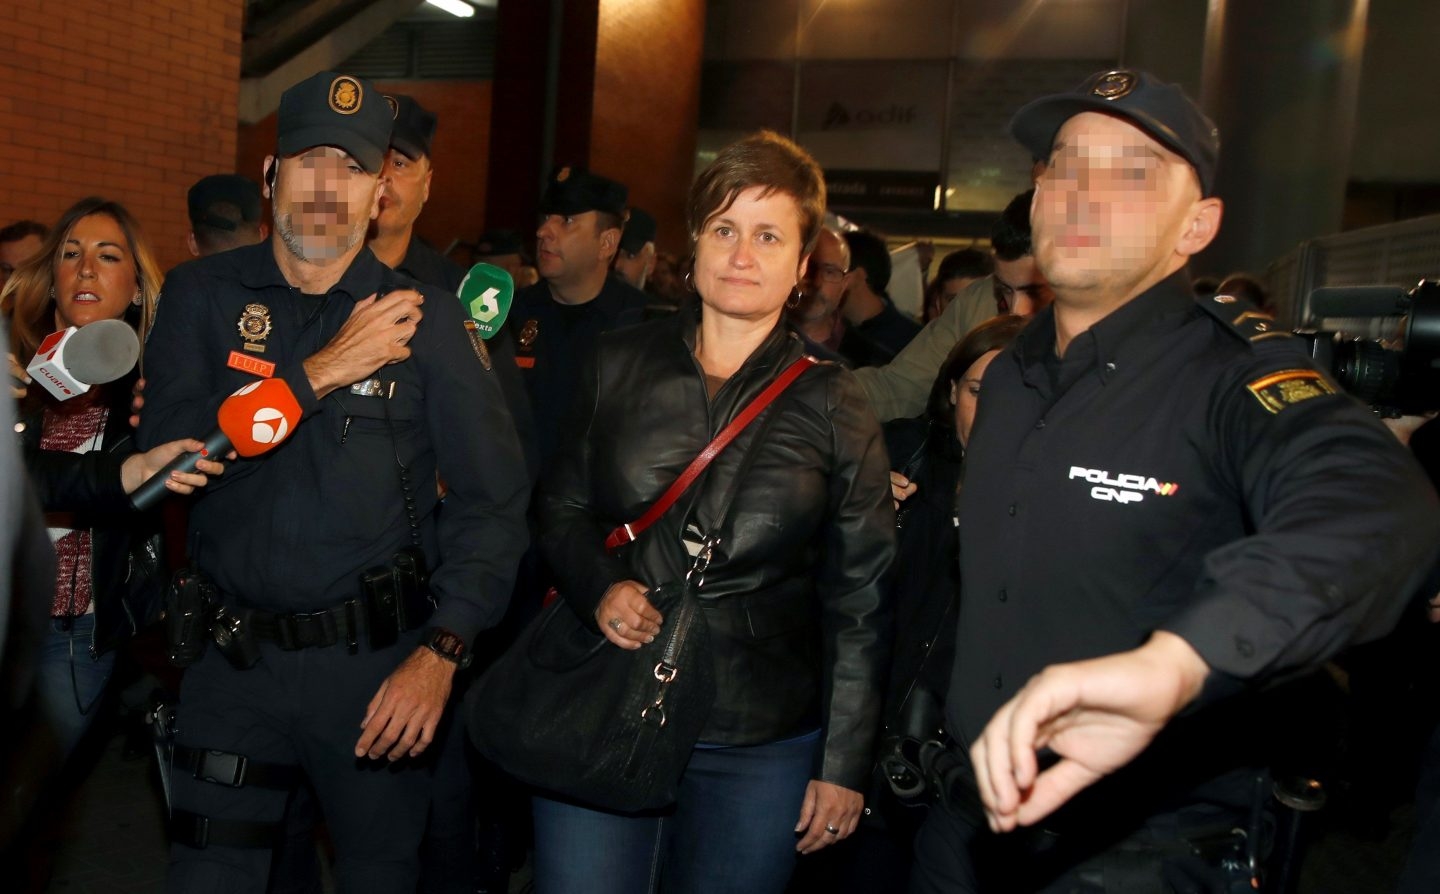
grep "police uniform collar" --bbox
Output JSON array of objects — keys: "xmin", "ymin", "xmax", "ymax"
[
  {"xmin": 1086, "ymin": 272, "xmax": 1195, "ymax": 380},
  {"xmin": 1015, "ymin": 271, "xmax": 1196, "ymax": 386},
  {"xmin": 239, "ymin": 240, "xmax": 391, "ymax": 302}
]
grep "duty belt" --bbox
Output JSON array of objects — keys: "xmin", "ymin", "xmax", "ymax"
[{"xmin": 247, "ymin": 600, "xmax": 364, "ymax": 651}]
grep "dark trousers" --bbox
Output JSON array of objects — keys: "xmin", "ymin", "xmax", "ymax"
[
  {"xmin": 167, "ymin": 638, "xmax": 430, "ymax": 894},
  {"xmin": 909, "ymin": 777, "xmax": 1251, "ymax": 894},
  {"xmin": 531, "ymin": 730, "xmax": 819, "ymax": 894}
]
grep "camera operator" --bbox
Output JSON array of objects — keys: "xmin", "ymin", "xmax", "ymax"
[{"xmin": 911, "ymin": 69, "xmax": 1440, "ymax": 892}]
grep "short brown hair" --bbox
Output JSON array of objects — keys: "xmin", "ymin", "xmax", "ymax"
[{"xmin": 687, "ymin": 130, "xmax": 826, "ymax": 256}]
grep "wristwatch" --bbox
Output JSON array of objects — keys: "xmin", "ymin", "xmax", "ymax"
[{"xmin": 421, "ymin": 627, "xmax": 472, "ymax": 669}]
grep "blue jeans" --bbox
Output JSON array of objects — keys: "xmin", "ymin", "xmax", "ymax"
[
  {"xmin": 36, "ymin": 614, "xmax": 116, "ymax": 760},
  {"xmin": 532, "ymin": 729, "xmax": 819, "ymax": 894}
]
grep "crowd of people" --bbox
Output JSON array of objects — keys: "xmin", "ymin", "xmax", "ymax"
[{"xmin": 2, "ymin": 63, "xmax": 1439, "ymax": 894}]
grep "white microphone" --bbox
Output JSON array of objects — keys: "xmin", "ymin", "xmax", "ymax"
[{"xmin": 26, "ymin": 320, "xmax": 140, "ymax": 400}]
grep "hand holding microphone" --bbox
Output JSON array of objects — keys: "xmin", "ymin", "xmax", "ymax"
[
  {"xmin": 120, "ymin": 438, "xmax": 228, "ymax": 497},
  {"xmin": 130, "ymin": 378, "xmax": 303, "ymax": 511}
]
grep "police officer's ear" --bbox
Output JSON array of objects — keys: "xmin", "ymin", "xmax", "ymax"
[
  {"xmin": 598, "ymin": 224, "xmax": 620, "ymax": 263},
  {"xmin": 1176, "ymin": 197, "xmax": 1223, "ymax": 259},
  {"xmin": 262, "ymin": 157, "xmax": 278, "ymax": 199}
]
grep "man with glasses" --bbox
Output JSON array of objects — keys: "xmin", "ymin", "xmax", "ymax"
[
  {"xmin": 788, "ymin": 226, "xmax": 852, "ymax": 360},
  {"xmin": 854, "ymin": 191, "xmax": 1049, "ymax": 421},
  {"xmin": 839, "ymin": 228, "xmax": 921, "ymax": 367}
]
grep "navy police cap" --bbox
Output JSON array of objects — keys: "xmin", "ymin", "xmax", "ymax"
[
  {"xmin": 1009, "ymin": 69, "xmax": 1220, "ymax": 196},
  {"xmin": 277, "ymin": 71, "xmax": 392, "ymax": 174},
  {"xmin": 540, "ymin": 167, "xmax": 628, "ymax": 218},
  {"xmin": 619, "ymin": 207, "xmax": 656, "ymax": 254},
  {"xmin": 187, "ymin": 174, "xmax": 262, "ymax": 231},
  {"xmin": 385, "ymin": 94, "xmax": 438, "ymax": 160}
]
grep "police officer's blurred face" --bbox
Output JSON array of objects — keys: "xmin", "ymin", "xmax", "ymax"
[
  {"xmin": 950, "ymin": 348, "xmax": 1000, "ymax": 449},
  {"xmin": 694, "ymin": 186, "xmax": 808, "ymax": 324},
  {"xmin": 269, "ymin": 146, "xmax": 383, "ymax": 264},
  {"xmin": 0, "ymin": 233, "xmax": 43, "ymax": 292},
  {"xmin": 792, "ymin": 228, "xmax": 849, "ymax": 324},
  {"xmin": 992, "ymin": 255, "xmax": 1053, "ymax": 316},
  {"xmin": 52, "ymin": 213, "xmax": 139, "ymax": 330},
  {"xmin": 1031, "ymin": 112, "xmax": 1221, "ymax": 305},
  {"xmin": 536, "ymin": 211, "xmax": 616, "ymax": 286},
  {"xmin": 376, "ymin": 148, "xmax": 432, "ymax": 236}
]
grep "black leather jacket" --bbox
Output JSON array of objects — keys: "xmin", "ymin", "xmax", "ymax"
[
  {"xmin": 538, "ymin": 309, "xmax": 896, "ymax": 792},
  {"xmin": 19, "ymin": 374, "xmax": 162, "ymax": 657}
]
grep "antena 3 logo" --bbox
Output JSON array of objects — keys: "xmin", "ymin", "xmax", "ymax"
[{"xmin": 1068, "ymin": 466, "xmax": 1179, "ymax": 505}]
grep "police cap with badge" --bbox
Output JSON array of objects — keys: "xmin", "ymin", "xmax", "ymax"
[
  {"xmin": 277, "ymin": 71, "xmax": 393, "ymax": 173},
  {"xmin": 540, "ymin": 167, "xmax": 628, "ymax": 219},
  {"xmin": 1009, "ymin": 68, "xmax": 1220, "ymax": 197}
]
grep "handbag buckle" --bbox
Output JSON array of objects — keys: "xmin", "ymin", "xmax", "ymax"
[
  {"xmin": 685, "ymin": 537, "xmax": 719, "ymax": 588},
  {"xmin": 653, "ymin": 662, "xmax": 678, "ymax": 683},
  {"xmin": 641, "ymin": 703, "xmax": 668, "ymax": 728}
]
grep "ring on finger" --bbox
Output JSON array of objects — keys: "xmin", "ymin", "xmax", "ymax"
[
  {"xmin": 824, "ymin": 824, "xmax": 839, "ymax": 835},
  {"xmin": 607, "ymin": 617, "xmax": 624, "ymax": 632}
]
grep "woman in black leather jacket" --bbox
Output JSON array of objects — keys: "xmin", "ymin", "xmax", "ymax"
[
  {"xmin": 533, "ymin": 132, "xmax": 896, "ymax": 893},
  {"xmin": 6, "ymin": 197, "xmax": 221, "ymax": 760}
]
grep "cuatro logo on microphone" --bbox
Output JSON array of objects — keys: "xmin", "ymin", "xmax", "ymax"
[
  {"xmin": 251, "ymin": 408, "xmax": 290, "ymax": 444},
  {"xmin": 221, "ymin": 379, "xmax": 302, "ymax": 456}
]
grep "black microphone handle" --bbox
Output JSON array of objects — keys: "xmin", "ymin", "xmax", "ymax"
[
  {"xmin": 129, "ymin": 427, "xmax": 232, "ymax": 512},
  {"xmin": 1307, "ymin": 286, "xmax": 1410, "ymax": 320}
]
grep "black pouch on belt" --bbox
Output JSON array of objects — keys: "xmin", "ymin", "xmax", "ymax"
[{"xmin": 165, "ymin": 566, "xmax": 217, "ymax": 668}]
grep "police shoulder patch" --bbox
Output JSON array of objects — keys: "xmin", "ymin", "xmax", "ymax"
[
  {"xmin": 1197, "ymin": 293, "xmax": 1288, "ymax": 345},
  {"xmin": 464, "ymin": 320, "xmax": 492, "ymax": 370},
  {"xmin": 1246, "ymin": 368, "xmax": 1336, "ymax": 414}
]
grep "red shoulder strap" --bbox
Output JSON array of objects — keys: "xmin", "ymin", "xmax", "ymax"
[{"xmin": 603, "ymin": 355, "xmax": 819, "ymax": 553}]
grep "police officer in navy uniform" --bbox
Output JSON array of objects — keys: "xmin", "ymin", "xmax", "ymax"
[
  {"xmin": 910, "ymin": 70, "xmax": 1440, "ymax": 892},
  {"xmin": 368, "ymin": 93, "xmax": 461, "ymax": 294},
  {"xmin": 371, "ymin": 92, "xmax": 536, "ymax": 480},
  {"xmin": 138, "ymin": 71, "xmax": 529, "ymax": 892},
  {"xmin": 507, "ymin": 167, "xmax": 647, "ymax": 466}
]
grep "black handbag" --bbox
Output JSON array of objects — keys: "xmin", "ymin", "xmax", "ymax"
[
  {"xmin": 465, "ymin": 356, "xmax": 816, "ymax": 812},
  {"xmin": 465, "ymin": 573, "xmax": 714, "ymax": 812}
]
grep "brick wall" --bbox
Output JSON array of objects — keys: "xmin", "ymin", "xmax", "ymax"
[
  {"xmin": 0, "ymin": 0, "xmax": 244, "ymax": 272},
  {"xmin": 236, "ymin": 80, "xmax": 493, "ymax": 259}
]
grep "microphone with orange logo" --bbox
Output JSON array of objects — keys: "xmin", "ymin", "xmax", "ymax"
[{"xmin": 130, "ymin": 378, "xmax": 303, "ymax": 511}]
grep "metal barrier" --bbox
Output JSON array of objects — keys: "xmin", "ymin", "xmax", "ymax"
[{"xmin": 1266, "ymin": 213, "xmax": 1440, "ymax": 333}]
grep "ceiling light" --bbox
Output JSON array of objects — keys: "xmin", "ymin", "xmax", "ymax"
[{"xmin": 425, "ymin": 0, "xmax": 475, "ymax": 18}]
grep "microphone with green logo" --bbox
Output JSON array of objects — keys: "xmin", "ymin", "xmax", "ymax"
[
  {"xmin": 457, "ymin": 263, "xmax": 514, "ymax": 339},
  {"xmin": 455, "ymin": 263, "xmax": 514, "ymax": 369}
]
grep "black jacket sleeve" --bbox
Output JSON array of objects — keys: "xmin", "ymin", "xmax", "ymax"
[
  {"xmin": 813, "ymin": 370, "xmax": 896, "ymax": 790},
  {"xmin": 1163, "ymin": 350, "xmax": 1440, "ymax": 680},
  {"xmin": 536, "ymin": 347, "xmax": 635, "ymax": 631},
  {"xmin": 413, "ymin": 287, "xmax": 532, "ymax": 643},
  {"xmin": 24, "ymin": 446, "xmax": 132, "ymax": 514}
]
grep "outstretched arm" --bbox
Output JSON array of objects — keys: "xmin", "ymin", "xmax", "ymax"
[{"xmin": 970, "ymin": 631, "xmax": 1209, "ymax": 832}]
